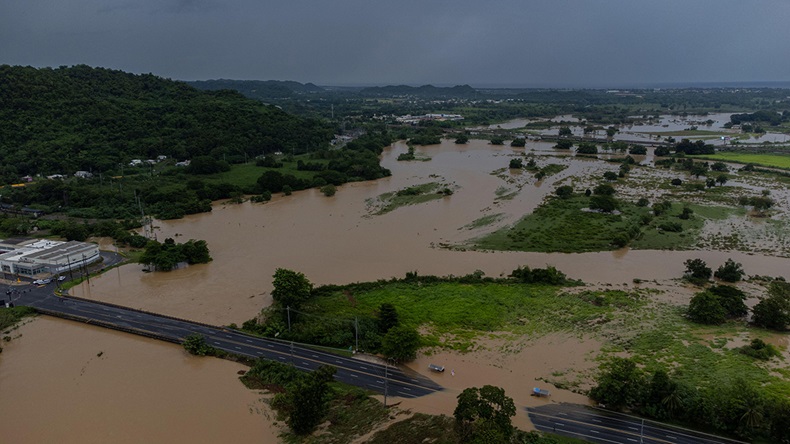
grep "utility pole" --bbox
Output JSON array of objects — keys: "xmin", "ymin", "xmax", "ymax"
[
  {"xmin": 287, "ymin": 306, "xmax": 291, "ymax": 332},
  {"xmin": 354, "ymin": 317, "xmax": 359, "ymax": 353}
]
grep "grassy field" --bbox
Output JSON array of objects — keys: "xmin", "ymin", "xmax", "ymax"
[
  {"xmin": 692, "ymin": 152, "xmax": 790, "ymax": 169},
  {"xmin": 604, "ymin": 301, "xmax": 790, "ymax": 399},
  {"xmin": 307, "ymin": 278, "xmax": 790, "ymax": 400},
  {"xmin": 460, "ymin": 213, "xmax": 505, "ymax": 230},
  {"xmin": 470, "ymin": 195, "xmax": 729, "ymax": 253},
  {"xmin": 308, "ymin": 281, "xmax": 646, "ymax": 350},
  {"xmin": 205, "ymin": 155, "xmax": 328, "ymax": 188},
  {"xmin": 366, "ymin": 182, "xmax": 450, "ymax": 215}
]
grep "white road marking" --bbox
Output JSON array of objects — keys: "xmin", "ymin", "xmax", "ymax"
[{"xmin": 350, "ymin": 374, "xmax": 358, "ymax": 378}]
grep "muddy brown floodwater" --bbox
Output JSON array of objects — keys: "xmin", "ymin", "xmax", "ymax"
[
  {"xmin": 5, "ymin": 138, "xmax": 790, "ymax": 442},
  {"xmin": 71, "ymin": 139, "xmax": 790, "ymax": 324},
  {"xmin": 0, "ymin": 317, "xmax": 277, "ymax": 443}
]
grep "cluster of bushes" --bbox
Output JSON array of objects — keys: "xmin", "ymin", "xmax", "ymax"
[
  {"xmin": 674, "ymin": 139, "xmax": 715, "ymax": 155},
  {"xmin": 509, "ymin": 265, "xmax": 575, "ymax": 285},
  {"xmin": 683, "ymin": 258, "xmax": 744, "ymax": 284},
  {"xmin": 685, "ymin": 270, "xmax": 790, "ymax": 331},
  {"xmin": 590, "ymin": 357, "xmax": 790, "ymax": 441},
  {"xmin": 139, "ymin": 238, "xmax": 211, "ymax": 271}
]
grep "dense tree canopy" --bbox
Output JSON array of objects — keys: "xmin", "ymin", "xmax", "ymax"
[
  {"xmin": 139, "ymin": 238, "xmax": 211, "ymax": 271},
  {"xmin": 0, "ymin": 64, "xmax": 333, "ymax": 182},
  {"xmin": 271, "ymin": 268, "xmax": 313, "ymax": 310},
  {"xmin": 454, "ymin": 385, "xmax": 516, "ymax": 443}
]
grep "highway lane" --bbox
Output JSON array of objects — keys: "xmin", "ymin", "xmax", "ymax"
[
  {"xmin": 11, "ymin": 284, "xmax": 442, "ymax": 399},
  {"xmin": 527, "ymin": 404, "xmax": 746, "ymax": 444}
]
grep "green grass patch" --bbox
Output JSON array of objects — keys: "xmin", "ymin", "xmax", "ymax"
[
  {"xmin": 367, "ymin": 182, "xmax": 450, "ymax": 215},
  {"xmin": 0, "ymin": 306, "xmax": 36, "ymax": 333},
  {"xmin": 538, "ymin": 163, "xmax": 568, "ymax": 177},
  {"xmin": 205, "ymin": 155, "xmax": 329, "ymax": 188},
  {"xmin": 473, "ymin": 196, "xmax": 637, "ymax": 252},
  {"xmin": 611, "ymin": 303, "xmax": 790, "ymax": 400},
  {"xmin": 305, "ymin": 282, "xmax": 647, "ymax": 350},
  {"xmin": 461, "ymin": 213, "xmax": 505, "ymax": 230},
  {"xmin": 471, "ymin": 195, "xmax": 733, "ymax": 253},
  {"xmin": 691, "ymin": 152, "xmax": 790, "ymax": 170}
]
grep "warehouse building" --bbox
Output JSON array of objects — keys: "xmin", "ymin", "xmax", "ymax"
[{"xmin": 0, "ymin": 238, "xmax": 100, "ymax": 278}]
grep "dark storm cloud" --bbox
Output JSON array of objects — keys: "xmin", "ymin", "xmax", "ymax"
[{"xmin": 1, "ymin": 0, "xmax": 788, "ymax": 86}]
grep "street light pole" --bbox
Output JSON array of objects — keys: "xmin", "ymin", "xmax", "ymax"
[{"xmin": 640, "ymin": 418, "xmax": 644, "ymax": 444}]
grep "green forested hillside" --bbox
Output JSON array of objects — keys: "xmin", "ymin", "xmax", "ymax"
[
  {"xmin": 0, "ymin": 65, "xmax": 393, "ymax": 222},
  {"xmin": 0, "ymin": 64, "xmax": 333, "ymax": 182}
]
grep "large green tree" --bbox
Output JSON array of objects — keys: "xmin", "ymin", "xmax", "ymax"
[
  {"xmin": 714, "ymin": 258, "xmax": 744, "ymax": 282},
  {"xmin": 271, "ymin": 268, "xmax": 313, "ymax": 310},
  {"xmin": 274, "ymin": 365, "xmax": 336, "ymax": 435},
  {"xmin": 454, "ymin": 385, "xmax": 516, "ymax": 443},
  {"xmin": 589, "ymin": 357, "xmax": 646, "ymax": 410},
  {"xmin": 752, "ymin": 281, "xmax": 790, "ymax": 330},
  {"xmin": 377, "ymin": 303, "xmax": 399, "ymax": 334},
  {"xmin": 687, "ymin": 291, "xmax": 727, "ymax": 325},
  {"xmin": 381, "ymin": 324, "xmax": 421, "ymax": 362}
]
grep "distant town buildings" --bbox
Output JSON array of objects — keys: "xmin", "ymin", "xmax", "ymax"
[
  {"xmin": 0, "ymin": 238, "xmax": 100, "ymax": 278},
  {"xmin": 395, "ymin": 113, "xmax": 464, "ymax": 124}
]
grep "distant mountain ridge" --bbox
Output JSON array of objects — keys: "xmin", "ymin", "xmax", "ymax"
[
  {"xmin": 188, "ymin": 79, "xmax": 324, "ymax": 99},
  {"xmin": 359, "ymin": 84, "xmax": 478, "ymax": 97}
]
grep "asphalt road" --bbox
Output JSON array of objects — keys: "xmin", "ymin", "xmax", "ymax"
[
  {"xmin": 8, "ymin": 281, "xmax": 443, "ymax": 399},
  {"xmin": 527, "ymin": 403, "xmax": 747, "ymax": 444}
]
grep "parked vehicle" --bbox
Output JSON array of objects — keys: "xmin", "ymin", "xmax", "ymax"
[
  {"xmin": 531, "ymin": 387, "xmax": 550, "ymax": 397},
  {"xmin": 428, "ymin": 364, "xmax": 445, "ymax": 372}
]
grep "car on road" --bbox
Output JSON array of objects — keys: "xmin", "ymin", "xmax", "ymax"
[
  {"xmin": 42, "ymin": 278, "xmax": 51, "ymax": 284},
  {"xmin": 57, "ymin": 276, "xmax": 66, "ymax": 281},
  {"xmin": 33, "ymin": 279, "xmax": 44, "ymax": 285}
]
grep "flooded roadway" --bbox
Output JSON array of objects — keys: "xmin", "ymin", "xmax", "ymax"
[{"xmin": 4, "ymin": 138, "xmax": 790, "ymax": 442}]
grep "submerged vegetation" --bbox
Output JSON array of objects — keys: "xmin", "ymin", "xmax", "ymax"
[{"xmin": 366, "ymin": 182, "xmax": 453, "ymax": 215}]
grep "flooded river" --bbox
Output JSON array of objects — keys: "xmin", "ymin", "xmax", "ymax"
[
  {"xmin": 0, "ymin": 317, "xmax": 277, "ymax": 443},
  {"xmin": 71, "ymin": 139, "xmax": 790, "ymax": 325},
  {"xmin": 4, "ymin": 138, "xmax": 790, "ymax": 442}
]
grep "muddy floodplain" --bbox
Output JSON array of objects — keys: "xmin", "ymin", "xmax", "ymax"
[{"xmin": 4, "ymin": 138, "xmax": 790, "ymax": 442}]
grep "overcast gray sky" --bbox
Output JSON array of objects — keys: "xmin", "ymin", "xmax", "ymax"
[{"xmin": 1, "ymin": 0, "xmax": 788, "ymax": 87}]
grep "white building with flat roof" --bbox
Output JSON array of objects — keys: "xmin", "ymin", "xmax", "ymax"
[{"xmin": 0, "ymin": 239, "xmax": 100, "ymax": 278}]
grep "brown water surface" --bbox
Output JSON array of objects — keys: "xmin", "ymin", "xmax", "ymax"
[
  {"xmin": 72, "ymin": 139, "xmax": 790, "ymax": 324},
  {"xmin": 9, "ymin": 138, "xmax": 790, "ymax": 441},
  {"xmin": 0, "ymin": 317, "xmax": 277, "ymax": 443}
]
